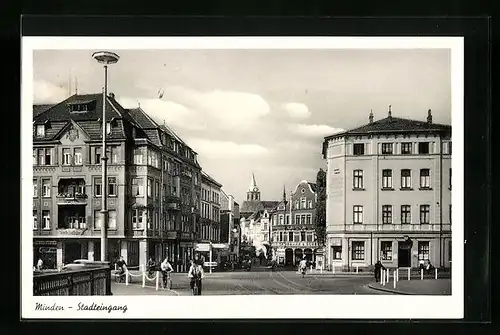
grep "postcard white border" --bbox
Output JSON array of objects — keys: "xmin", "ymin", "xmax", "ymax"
[{"xmin": 22, "ymin": 36, "xmax": 464, "ymax": 319}]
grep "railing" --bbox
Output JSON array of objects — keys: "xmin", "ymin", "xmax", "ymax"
[
  {"xmin": 344, "ymin": 224, "xmax": 451, "ymax": 232},
  {"xmin": 272, "ymin": 241, "xmax": 318, "ymax": 248},
  {"xmin": 33, "ymin": 265, "xmax": 112, "ymax": 296}
]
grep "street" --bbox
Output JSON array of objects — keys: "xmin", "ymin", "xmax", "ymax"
[{"xmin": 112, "ymin": 269, "xmax": 388, "ymax": 296}]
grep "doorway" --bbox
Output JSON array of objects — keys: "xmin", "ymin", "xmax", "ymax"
[
  {"xmin": 397, "ymin": 241, "xmax": 411, "ymax": 267},
  {"xmin": 64, "ymin": 241, "xmax": 82, "ymax": 264},
  {"xmin": 285, "ymin": 248, "xmax": 293, "ymax": 266}
]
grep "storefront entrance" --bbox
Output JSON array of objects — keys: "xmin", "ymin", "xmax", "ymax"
[
  {"xmin": 33, "ymin": 241, "xmax": 57, "ymax": 269},
  {"xmin": 398, "ymin": 241, "xmax": 411, "ymax": 268},
  {"xmin": 64, "ymin": 241, "xmax": 82, "ymax": 264},
  {"xmin": 285, "ymin": 248, "xmax": 293, "ymax": 266}
]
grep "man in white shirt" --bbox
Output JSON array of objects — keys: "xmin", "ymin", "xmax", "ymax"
[{"xmin": 187, "ymin": 259, "xmax": 204, "ymax": 295}]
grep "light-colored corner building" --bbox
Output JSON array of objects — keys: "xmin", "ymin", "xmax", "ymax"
[
  {"xmin": 200, "ymin": 172, "xmax": 222, "ymax": 244},
  {"xmin": 322, "ymin": 109, "xmax": 452, "ymax": 271}
]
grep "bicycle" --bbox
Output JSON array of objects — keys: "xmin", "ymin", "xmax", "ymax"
[
  {"xmin": 162, "ymin": 271, "xmax": 172, "ymax": 290},
  {"xmin": 192, "ymin": 279, "xmax": 200, "ymax": 295}
]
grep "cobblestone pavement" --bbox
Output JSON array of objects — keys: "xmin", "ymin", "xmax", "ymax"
[{"xmin": 111, "ymin": 269, "xmax": 390, "ymax": 295}]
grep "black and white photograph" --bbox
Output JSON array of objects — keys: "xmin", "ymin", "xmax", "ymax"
[{"xmin": 22, "ymin": 36, "xmax": 463, "ymax": 319}]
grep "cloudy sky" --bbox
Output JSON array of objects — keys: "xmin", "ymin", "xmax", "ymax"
[{"xmin": 33, "ymin": 48, "xmax": 451, "ymax": 203}]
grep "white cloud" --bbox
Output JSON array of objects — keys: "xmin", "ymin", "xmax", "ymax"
[
  {"xmin": 186, "ymin": 138, "xmax": 269, "ymax": 159},
  {"xmin": 33, "ymin": 80, "xmax": 68, "ymax": 104},
  {"xmin": 118, "ymin": 97, "xmax": 207, "ymax": 131},
  {"xmin": 282, "ymin": 102, "xmax": 311, "ymax": 119},
  {"xmin": 289, "ymin": 124, "xmax": 345, "ymax": 137}
]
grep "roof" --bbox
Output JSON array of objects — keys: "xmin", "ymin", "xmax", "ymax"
[
  {"xmin": 33, "ymin": 104, "xmax": 54, "ymax": 117},
  {"xmin": 308, "ymin": 182, "xmax": 317, "ymax": 192},
  {"xmin": 33, "ymin": 94, "xmax": 124, "ymax": 123},
  {"xmin": 201, "ymin": 171, "xmax": 222, "ymax": 188},
  {"xmin": 127, "ymin": 107, "xmax": 158, "ymax": 129},
  {"xmin": 325, "ymin": 116, "xmax": 451, "ymax": 140},
  {"xmin": 240, "ymin": 201, "xmax": 264, "ymax": 214}
]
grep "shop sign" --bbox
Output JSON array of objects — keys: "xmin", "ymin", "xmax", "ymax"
[
  {"xmin": 195, "ymin": 243, "xmax": 210, "ymax": 252},
  {"xmin": 34, "ymin": 240, "xmax": 57, "ymax": 246},
  {"xmin": 180, "ymin": 242, "xmax": 192, "ymax": 248},
  {"xmin": 331, "ymin": 238, "xmax": 342, "ymax": 246}
]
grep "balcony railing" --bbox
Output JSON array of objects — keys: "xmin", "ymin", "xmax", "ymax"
[
  {"xmin": 344, "ymin": 224, "xmax": 451, "ymax": 232},
  {"xmin": 33, "ymin": 265, "xmax": 111, "ymax": 296}
]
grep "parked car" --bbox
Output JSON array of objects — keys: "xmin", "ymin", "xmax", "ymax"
[{"xmin": 62, "ymin": 259, "xmax": 111, "ymax": 271}]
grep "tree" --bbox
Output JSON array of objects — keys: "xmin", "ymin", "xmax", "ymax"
[{"xmin": 315, "ymin": 168, "xmax": 327, "ymax": 246}]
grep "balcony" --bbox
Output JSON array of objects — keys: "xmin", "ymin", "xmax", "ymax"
[
  {"xmin": 57, "ymin": 178, "xmax": 88, "ymax": 205},
  {"xmin": 344, "ymin": 224, "xmax": 451, "ymax": 232}
]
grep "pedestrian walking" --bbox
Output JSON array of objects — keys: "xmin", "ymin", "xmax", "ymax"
[{"xmin": 374, "ymin": 260, "xmax": 385, "ymax": 282}]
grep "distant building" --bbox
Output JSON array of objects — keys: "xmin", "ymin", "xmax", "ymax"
[
  {"xmin": 200, "ymin": 171, "xmax": 222, "ymax": 244},
  {"xmin": 322, "ymin": 108, "xmax": 452, "ymax": 271},
  {"xmin": 220, "ymin": 190, "xmax": 240, "ymax": 261},
  {"xmin": 270, "ymin": 182, "xmax": 319, "ymax": 266}
]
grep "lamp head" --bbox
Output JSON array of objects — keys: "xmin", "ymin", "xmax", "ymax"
[{"xmin": 92, "ymin": 51, "xmax": 120, "ymax": 65}]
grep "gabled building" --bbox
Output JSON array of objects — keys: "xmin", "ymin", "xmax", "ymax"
[
  {"xmin": 322, "ymin": 108, "xmax": 452, "ymax": 271},
  {"xmin": 33, "ymin": 93, "xmax": 202, "ymax": 272}
]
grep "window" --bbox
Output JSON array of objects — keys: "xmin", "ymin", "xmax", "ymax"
[
  {"xmin": 418, "ymin": 142, "xmax": 430, "ymax": 154},
  {"xmin": 33, "ymin": 180, "xmax": 38, "ymax": 197},
  {"xmin": 37, "ymin": 149, "xmax": 44, "ymax": 165},
  {"xmin": 420, "ymin": 205, "xmax": 430, "ymax": 224},
  {"xmin": 295, "ymin": 201, "xmax": 299, "ymax": 209},
  {"xmin": 109, "ymin": 146, "xmax": 118, "ymax": 164},
  {"xmin": 401, "ymin": 169, "xmax": 411, "ymax": 189},
  {"xmin": 449, "ymin": 205, "xmax": 452, "ymax": 223},
  {"xmin": 448, "ymin": 142, "xmax": 452, "ymax": 154},
  {"xmin": 155, "ymin": 181, "xmax": 160, "ymax": 198},
  {"xmin": 382, "ymin": 169, "xmax": 393, "ymax": 189},
  {"xmin": 382, "ymin": 205, "xmax": 392, "ymax": 224},
  {"xmin": 62, "ymin": 148, "xmax": 72, "ymax": 165},
  {"xmin": 449, "ymin": 168, "xmax": 452, "ymax": 189},
  {"xmin": 418, "ymin": 241, "xmax": 430, "ymax": 261},
  {"xmin": 308, "ymin": 200, "xmax": 313, "ymax": 208},
  {"xmin": 401, "ymin": 142, "xmax": 412, "ymax": 155},
  {"xmin": 147, "ymin": 179, "xmax": 152, "ymax": 197},
  {"xmin": 285, "ymin": 215, "xmax": 290, "ymax": 225},
  {"xmin": 42, "ymin": 179, "xmax": 50, "ymax": 197},
  {"xmin": 301, "ymin": 215, "xmax": 306, "ymax": 225},
  {"xmin": 420, "ymin": 169, "xmax": 431, "ymax": 188},
  {"xmin": 301, "ymin": 197, "xmax": 307, "ymax": 209},
  {"xmin": 94, "ymin": 177, "xmax": 102, "ymax": 197},
  {"xmin": 279, "ymin": 215, "xmax": 284, "ymax": 225},
  {"xmin": 306, "ymin": 233, "xmax": 313, "ymax": 242},
  {"xmin": 294, "ymin": 232, "xmax": 300, "ymax": 242},
  {"xmin": 352, "ymin": 241, "xmax": 365, "ymax": 260},
  {"xmin": 401, "ymin": 205, "xmax": 411, "ymax": 224},
  {"xmin": 43, "ymin": 149, "xmax": 51, "ymax": 165},
  {"xmin": 381, "ymin": 241, "xmax": 392, "ymax": 260},
  {"xmin": 381, "ymin": 143, "xmax": 393, "ymax": 155},
  {"xmin": 36, "ymin": 125, "xmax": 45, "ymax": 137},
  {"xmin": 332, "ymin": 246, "xmax": 342, "ymax": 260},
  {"xmin": 288, "ymin": 232, "xmax": 293, "ymax": 242},
  {"xmin": 353, "ymin": 205, "xmax": 363, "ymax": 224},
  {"xmin": 295, "ymin": 215, "xmax": 300, "ymax": 224},
  {"xmin": 108, "ymin": 177, "xmax": 117, "ymax": 196},
  {"xmin": 133, "ymin": 150, "xmax": 143, "ymax": 164},
  {"xmin": 33, "ymin": 149, "xmax": 37, "ymax": 165},
  {"xmin": 33, "ymin": 210, "xmax": 38, "ymax": 229},
  {"xmin": 300, "ymin": 231, "xmax": 306, "ymax": 242},
  {"xmin": 95, "ymin": 147, "xmax": 102, "ymax": 164},
  {"xmin": 132, "ymin": 178, "xmax": 143, "ymax": 196},
  {"xmin": 94, "ymin": 210, "xmax": 102, "ymax": 229},
  {"xmin": 42, "ymin": 210, "xmax": 50, "ymax": 230},
  {"xmin": 73, "ymin": 148, "xmax": 82, "ymax": 165},
  {"xmin": 353, "ymin": 170, "xmax": 364, "ymax": 189},
  {"xmin": 353, "ymin": 143, "xmax": 365, "ymax": 155},
  {"xmin": 306, "ymin": 214, "xmax": 312, "ymax": 225},
  {"xmin": 106, "ymin": 122, "xmax": 111, "ymax": 135},
  {"xmin": 108, "ymin": 211, "xmax": 117, "ymax": 230}
]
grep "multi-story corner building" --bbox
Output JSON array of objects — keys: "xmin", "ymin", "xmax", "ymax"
[
  {"xmin": 271, "ymin": 182, "xmax": 319, "ymax": 266},
  {"xmin": 322, "ymin": 108, "xmax": 452, "ymax": 271},
  {"xmin": 32, "ymin": 93, "xmax": 202, "ymax": 271},
  {"xmin": 220, "ymin": 190, "xmax": 240, "ymax": 261},
  {"xmin": 200, "ymin": 172, "xmax": 222, "ymax": 244}
]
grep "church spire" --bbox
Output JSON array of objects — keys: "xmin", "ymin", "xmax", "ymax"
[
  {"xmin": 282, "ymin": 185, "xmax": 286, "ymax": 202},
  {"xmin": 249, "ymin": 172, "xmax": 257, "ymax": 190},
  {"xmin": 246, "ymin": 172, "xmax": 260, "ymax": 201}
]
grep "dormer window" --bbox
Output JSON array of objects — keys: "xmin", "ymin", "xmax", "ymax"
[
  {"xmin": 35, "ymin": 125, "xmax": 45, "ymax": 137},
  {"xmin": 68, "ymin": 100, "xmax": 94, "ymax": 113}
]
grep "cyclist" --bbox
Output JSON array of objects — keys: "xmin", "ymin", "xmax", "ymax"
[
  {"xmin": 147, "ymin": 257, "xmax": 156, "ymax": 277},
  {"xmin": 187, "ymin": 259, "xmax": 204, "ymax": 295},
  {"xmin": 116, "ymin": 256, "xmax": 128, "ymax": 283},
  {"xmin": 160, "ymin": 257, "xmax": 174, "ymax": 289}
]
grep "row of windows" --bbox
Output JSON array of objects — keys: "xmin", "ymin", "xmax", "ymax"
[
  {"xmin": 272, "ymin": 231, "xmax": 316, "ymax": 243},
  {"xmin": 200, "ymin": 202, "xmax": 220, "ymax": 222},
  {"xmin": 201, "ymin": 188, "xmax": 220, "ymax": 204},
  {"xmin": 352, "ymin": 204, "xmax": 451, "ymax": 224},
  {"xmin": 33, "ymin": 147, "xmax": 120, "ymax": 166},
  {"xmin": 353, "ymin": 168, "xmax": 452, "ymax": 190},
  {"xmin": 34, "ymin": 122, "xmax": 113, "ymax": 138},
  {"xmin": 200, "ymin": 224, "xmax": 220, "ymax": 241},
  {"xmin": 293, "ymin": 198, "xmax": 314, "ymax": 209},
  {"xmin": 272, "ymin": 214, "xmax": 313, "ymax": 225},
  {"xmin": 331, "ymin": 241, "xmax": 430, "ymax": 261},
  {"xmin": 352, "ymin": 141, "xmax": 451, "ymax": 156}
]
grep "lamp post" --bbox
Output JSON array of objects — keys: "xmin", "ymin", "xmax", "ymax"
[{"xmin": 92, "ymin": 51, "xmax": 119, "ymax": 262}]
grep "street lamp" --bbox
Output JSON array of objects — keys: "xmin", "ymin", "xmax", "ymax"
[{"xmin": 92, "ymin": 51, "xmax": 119, "ymax": 262}]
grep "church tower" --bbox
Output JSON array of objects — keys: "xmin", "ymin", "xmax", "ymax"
[{"xmin": 246, "ymin": 173, "xmax": 261, "ymax": 201}]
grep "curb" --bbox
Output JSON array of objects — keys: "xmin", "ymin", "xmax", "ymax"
[{"xmin": 367, "ymin": 284, "xmax": 414, "ymax": 295}]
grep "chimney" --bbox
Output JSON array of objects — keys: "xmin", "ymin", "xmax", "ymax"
[
  {"xmin": 108, "ymin": 92, "xmax": 115, "ymax": 99},
  {"xmin": 388, "ymin": 105, "xmax": 392, "ymax": 119},
  {"xmin": 427, "ymin": 109, "xmax": 433, "ymax": 124},
  {"xmin": 369, "ymin": 109, "xmax": 374, "ymax": 124}
]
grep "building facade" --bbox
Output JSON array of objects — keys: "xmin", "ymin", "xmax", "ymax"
[
  {"xmin": 322, "ymin": 109, "xmax": 452, "ymax": 271},
  {"xmin": 33, "ymin": 93, "xmax": 203, "ymax": 272},
  {"xmin": 271, "ymin": 182, "xmax": 319, "ymax": 266},
  {"xmin": 220, "ymin": 190, "xmax": 240, "ymax": 261},
  {"xmin": 200, "ymin": 172, "xmax": 222, "ymax": 244}
]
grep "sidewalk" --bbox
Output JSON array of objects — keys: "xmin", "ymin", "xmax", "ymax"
[
  {"xmin": 111, "ymin": 282, "xmax": 184, "ymax": 295},
  {"xmin": 368, "ymin": 279, "xmax": 451, "ymax": 295}
]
